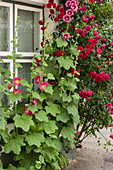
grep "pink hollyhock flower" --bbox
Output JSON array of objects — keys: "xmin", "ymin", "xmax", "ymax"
[
  {"xmin": 63, "ymin": 33, "xmax": 70, "ymax": 39},
  {"xmin": 35, "ymin": 75, "xmax": 41, "ymax": 84},
  {"xmin": 90, "ymin": 118, "xmax": 93, "ymax": 120},
  {"xmin": 33, "ymin": 98, "xmax": 37, "ymax": 105},
  {"xmin": 13, "ymin": 89, "xmax": 21, "ymax": 95},
  {"xmin": 101, "ymin": 44, "xmax": 106, "ymax": 49},
  {"xmin": 63, "ymin": 15, "xmax": 71, "ymax": 22},
  {"xmin": 38, "ymin": 20, "xmax": 44, "ymax": 25},
  {"xmin": 8, "ymin": 82, "xmax": 13, "ymax": 89},
  {"xmin": 76, "ymin": 29, "xmax": 83, "ymax": 34},
  {"xmin": 66, "ymin": 9, "xmax": 74, "ymax": 16},
  {"xmin": 71, "ymin": 4, "xmax": 78, "ymax": 12},
  {"xmin": 110, "ymin": 41, "xmax": 113, "ymax": 46},
  {"xmin": 109, "ymin": 134, "xmax": 113, "ymax": 139},
  {"xmin": 78, "ymin": 46, "xmax": 83, "ymax": 51},
  {"xmin": 14, "ymin": 77, "xmax": 21, "ymax": 86},
  {"xmin": 39, "ymin": 82, "xmax": 48, "ymax": 91},
  {"xmin": 23, "ymin": 106, "xmax": 32, "ymax": 115},
  {"xmin": 102, "ymin": 38, "xmax": 106, "ymax": 42},
  {"xmin": 70, "ymin": 0, "xmax": 76, "ymax": 6},
  {"xmin": 65, "ymin": 1, "xmax": 71, "ymax": 7},
  {"xmin": 99, "ymin": 0, "xmax": 103, "ymax": 3}
]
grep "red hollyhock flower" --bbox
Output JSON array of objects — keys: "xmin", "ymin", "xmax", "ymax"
[
  {"xmin": 49, "ymin": 0, "xmax": 54, "ymax": 3},
  {"xmin": 35, "ymin": 75, "xmax": 41, "ymax": 84},
  {"xmin": 39, "ymin": 82, "xmax": 48, "ymax": 91},
  {"xmin": 50, "ymin": 9, "xmax": 54, "ymax": 14},
  {"xmin": 109, "ymin": 134, "xmax": 113, "ymax": 139},
  {"xmin": 8, "ymin": 82, "xmax": 13, "ymax": 89},
  {"xmin": 13, "ymin": 89, "xmax": 21, "ymax": 95},
  {"xmin": 23, "ymin": 106, "xmax": 32, "ymax": 116},
  {"xmin": 38, "ymin": 20, "xmax": 44, "ymax": 25},
  {"xmin": 33, "ymin": 98, "xmax": 38, "ymax": 105},
  {"xmin": 43, "ymin": 4, "xmax": 45, "ymax": 8},
  {"xmin": 14, "ymin": 77, "xmax": 21, "ymax": 86}
]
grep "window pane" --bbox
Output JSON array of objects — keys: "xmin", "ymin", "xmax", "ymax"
[
  {"xmin": 0, "ymin": 63, "xmax": 9, "ymax": 105},
  {"xmin": 18, "ymin": 9, "xmax": 40, "ymax": 52},
  {"xmin": 0, "ymin": 6, "xmax": 10, "ymax": 51}
]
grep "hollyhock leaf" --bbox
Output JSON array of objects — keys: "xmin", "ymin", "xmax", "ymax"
[
  {"xmin": 45, "ymin": 46, "xmax": 53, "ymax": 54},
  {"xmin": 70, "ymin": 45, "xmax": 79, "ymax": 55},
  {"xmin": 25, "ymin": 131, "xmax": 45, "ymax": 147},
  {"xmin": 13, "ymin": 114, "xmax": 34, "ymax": 132},
  {"xmin": 43, "ymin": 84, "xmax": 53, "ymax": 94},
  {"xmin": 72, "ymin": 93, "xmax": 80, "ymax": 101},
  {"xmin": 47, "ymin": 73, "xmax": 55, "ymax": 80},
  {"xmin": 32, "ymin": 92, "xmax": 47, "ymax": 102},
  {"xmin": 0, "ymin": 85, "xmax": 5, "ymax": 92},
  {"xmin": 35, "ymin": 110, "xmax": 48, "ymax": 122},
  {"xmin": 67, "ymin": 105, "xmax": 80, "ymax": 124},
  {"xmin": 56, "ymin": 37, "xmax": 68, "ymax": 47},
  {"xmin": 0, "ymin": 128, "xmax": 9, "ymax": 143},
  {"xmin": 27, "ymin": 105, "xmax": 38, "ymax": 113},
  {"xmin": 38, "ymin": 121, "xmax": 58, "ymax": 134},
  {"xmin": 0, "ymin": 160, "xmax": 3, "ymax": 170},
  {"xmin": 4, "ymin": 135, "xmax": 25, "ymax": 155},
  {"xmin": 16, "ymin": 103, "xmax": 25, "ymax": 113},
  {"xmin": 7, "ymin": 92, "xmax": 21, "ymax": 102},
  {"xmin": 57, "ymin": 56, "xmax": 74, "ymax": 70},
  {"xmin": 17, "ymin": 54, "xmax": 24, "ymax": 58},
  {"xmin": 7, "ymin": 165, "xmax": 26, "ymax": 170},
  {"xmin": 45, "ymin": 137, "xmax": 61, "ymax": 151},
  {"xmin": 67, "ymin": 73, "xmax": 73, "ymax": 77},
  {"xmin": 7, "ymin": 55, "xmax": 14, "ymax": 59},
  {"xmin": 62, "ymin": 93, "xmax": 72, "ymax": 102},
  {"xmin": 36, "ymin": 68, "xmax": 43, "ymax": 73},
  {"xmin": 20, "ymin": 79, "xmax": 30, "ymax": 87},
  {"xmin": 51, "ymin": 86, "xmax": 61, "ymax": 101},
  {"xmin": 56, "ymin": 108, "xmax": 70, "ymax": 123},
  {"xmin": 0, "ymin": 117, "xmax": 6, "ymax": 130},
  {"xmin": 51, "ymin": 162, "xmax": 61, "ymax": 170},
  {"xmin": 14, "ymin": 62, "xmax": 23, "ymax": 68},
  {"xmin": 61, "ymin": 126, "xmax": 75, "ymax": 141},
  {"xmin": 45, "ymin": 102, "xmax": 60, "ymax": 116}
]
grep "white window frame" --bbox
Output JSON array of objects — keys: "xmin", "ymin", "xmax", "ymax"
[
  {"xmin": 15, "ymin": 4, "xmax": 43, "ymax": 57},
  {"xmin": 0, "ymin": 2, "xmax": 13, "ymax": 56}
]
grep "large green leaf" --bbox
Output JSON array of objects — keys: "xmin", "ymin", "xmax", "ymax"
[
  {"xmin": 13, "ymin": 114, "xmax": 34, "ymax": 132},
  {"xmin": 4, "ymin": 135, "xmax": 25, "ymax": 154},
  {"xmin": 32, "ymin": 92, "xmax": 47, "ymax": 102},
  {"xmin": 62, "ymin": 93, "xmax": 72, "ymax": 102},
  {"xmin": 25, "ymin": 131, "xmax": 45, "ymax": 147},
  {"xmin": 20, "ymin": 79, "xmax": 30, "ymax": 87},
  {"xmin": 7, "ymin": 165, "xmax": 26, "ymax": 170},
  {"xmin": 35, "ymin": 110, "xmax": 48, "ymax": 122},
  {"xmin": 0, "ymin": 117, "xmax": 6, "ymax": 130},
  {"xmin": 56, "ymin": 37, "xmax": 68, "ymax": 47},
  {"xmin": 27, "ymin": 105, "xmax": 38, "ymax": 114},
  {"xmin": 61, "ymin": 126, "xmax": 75, "ymax": 141},
  {"xmin": 45, "ymin": 102, "xmax": 60, "ymax": 117},
  {"xmin": 57, "ymin": 56, "xmax": 73, "ymax": 70},
  {"xmin": 45, "ymin": 137, "xmax": 61, "ymax": 151},
  {"xmin": 0, "ymin": 128, "xmax": 9, "ymax": 143},
  {"xmin": 56, "ymin": 108, "xmax": 70, "ymax": 123},
  {"xmin": 38, "ymin": 121, "xmax": 58, "ymax": 134},
  {"xmin": 47, "ymin": 73, "xmax": 55, "ymax": 80},
  {"xmin": 67, "ymin": 105, "xmax": 79, "ymax": 124},
  {"xmin": 7, "ymin": 92, "xmax": 21, "ymax": 102},
  {"xmin": 43, "ymin": 84, "xmax": 53, "ymax": 94}
]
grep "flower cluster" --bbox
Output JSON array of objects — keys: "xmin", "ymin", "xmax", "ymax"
[
  {"xmin": 90, "ymin": 71, "xmax": 110, "ymax": 82},
  {"xmin": 79, "ymin": 90, "xmax": 93, "ymax": 98},
  {"xmin": 106, "ymin": 102, "xmax": 113, "ymax": 115}
]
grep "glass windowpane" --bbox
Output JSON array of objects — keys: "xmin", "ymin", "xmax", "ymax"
[
  {"xmin": 0, "ymin": 6, "xmax": 10, "ymax": 51},
  {"xmin": 18, "ymin": 9, "xmax": 40, "ymax": 52}
]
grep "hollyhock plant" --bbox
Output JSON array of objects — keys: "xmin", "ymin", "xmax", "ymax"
[
  {"xmin": 8, "ymin": 82, "xmax": 13, "ymax": 89},
  {"xmin": 39, "ymin": 82, "xmax": 48, "ymax": 91},
  {"xmin": 14, "ymin": 77, "xmax": 21, "ymax": 86}
]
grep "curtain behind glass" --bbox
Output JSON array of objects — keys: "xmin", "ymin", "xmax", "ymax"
[
  {"xmin": 0, "ymin": 6, "xmax": 10, "ymax": 51},
  {"xmin": 18, "ymin": 9, "xmax": 40, "ymax": 52}
]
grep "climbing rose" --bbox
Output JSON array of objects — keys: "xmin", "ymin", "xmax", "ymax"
[
  {"xmin": 39, "ymin": 82, "xmax": 48, "ymax": 91},
  {"xmin": 14, "ymin": 77, "xmax": 21, "ymax": 86}
]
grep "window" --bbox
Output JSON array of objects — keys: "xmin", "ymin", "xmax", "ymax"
[{"xmin": 0, "ymin": 1, "xmax": 43, "ymax": 104}]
